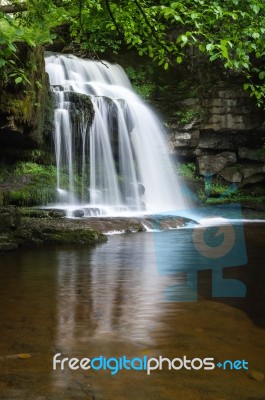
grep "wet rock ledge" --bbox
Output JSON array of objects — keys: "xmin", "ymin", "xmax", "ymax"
[
  {"xmin": 0, "ymin": 207, "xmax": 107, "ymax": 251},
  {"xmin": 0, "ymin": 206, "xmax": 193, "ymax": 251}
]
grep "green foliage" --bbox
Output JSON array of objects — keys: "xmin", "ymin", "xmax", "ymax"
[
  {"xmin": 6, "ymin": 162, "xmax": 57, "ymax": 206},
  {"xmin": 14, "ymin": 161, "xmax": 53, "ymax": 176},
  {"xmin": 125, "ymin": 66, "xmax": 155, "ymax": 99},
  {"xmin": 0, "ymin": 1, "xmax": 56, "ymax": 87},
  {"xmin": 2, "ymin": 161, "xmax": 87, "ymax": 206},
  {"xmin": 108, "ymin": 0, "xmax": 265, "ymax": 107},
  {"xmin": 205, "ymin": 193, "xmax": 265, "ymax": 205},
  {"xmin": 6, "ymin": 186, "xmax": 54, "ymax": 206},
  {"xmin": 197, "ymin": 181, "xmax": 239, "ymax": 203},
  {"xmin": 1, "ymin": 0, "xmax": 265, "ymax": 105},
  {"xmin": 0, "ymin": 162, "xmax": 57, "ymax": 206},
  {"xmin": 176, "ymin": 163, "xmax": 197, "ymax": 179},
  {"xmin": 243, "ymin": 82, "xmax": 265, "ymax": 107},
  {"xmin": 174, "ymin": 110, "xmax": 204, "ymax": 125}
]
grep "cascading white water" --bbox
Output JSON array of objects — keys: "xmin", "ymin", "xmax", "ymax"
[{"xmin": 45, "ymin": 53, "xmax": 188, "ymax": 215}]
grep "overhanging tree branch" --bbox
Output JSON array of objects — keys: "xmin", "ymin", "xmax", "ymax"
[
  {"xmin": 133, "ymin": 0, "xmax": 158, "ymax": 41},
  {"xmin": 105, "ymin": 0, "xmax": 124, "ymax": 43},
  {"xmin": 133, "ymin": 0, "xmax": 172, "ymax": 63}
]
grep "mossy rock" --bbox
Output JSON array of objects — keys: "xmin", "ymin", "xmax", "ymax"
[
  {"xmin": 0, "ymin": 44, "xmax": 54, "ymax": 161},
  {"xmin": 0, "ymin": 206, "xmax": 20, "ymax": 232},
  {"xmin": 17, "ymin": 215, "xmax": 107, "ymax": 246},
  {"xmin": 0, "ymin": 233, "xmax": 18, "ymax": 251},
  {"xmin": 17, "ymin": 208, "xmax": 50, "ymax": 218},
  {"xmin": 41, "ymin": 228, "xmax": 106, "ymax": 244},
  {"xmin": 64, "ymin": 91, "xmax": 94, "ymax": 126}
]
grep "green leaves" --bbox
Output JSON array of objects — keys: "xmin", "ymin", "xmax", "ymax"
[
  {"xmin": 0, "ymin": 59, "xmax": 6, "ymax": 68},
  {"xmin": 176, "ymin": 56, "xmax": 182, "ymax": 64},
  {"xmin": 0, "ymin": 0, "xmax": 265, "ymax": 107},
  {"xmin": 15, "ymin": 76, "xmax": 23, "ymax": 84},
  {"xmin": 206, "ymin": 43, "xmax": 214, "ymax": 51}
]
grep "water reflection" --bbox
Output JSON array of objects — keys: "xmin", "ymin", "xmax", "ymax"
[
  {"xmin": 55, "ymin": 233, "xmax": 167, "ymax": 354},
  {"xmin": 0, "ymin": 225, "xmax": 265, "ymax": 399}
]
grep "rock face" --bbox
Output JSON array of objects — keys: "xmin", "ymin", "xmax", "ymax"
[
  {"xmin": 198, "ymin": 152, "xmax": 237, "ymax": 175},
  {"xmin": 63, "ymin": 91, "xmax": 94, "ymax": 129},
  {"xmin": 0, "ymin": 207, "xmax": 107, "ymax": 251},
  {"xmin": 171, "ymin": 83, "xmax": 265, "ymax": 187},
  {"xmin": 201, "ymin": 88, "xmax": 263, "ymax": 131},
  {"xmin": 0, "ymin": 45, "xmax": 54, "ymax": 162}
]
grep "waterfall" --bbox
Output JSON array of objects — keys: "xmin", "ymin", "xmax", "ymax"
[{"xmin": 45, "ymin": 53, "xmax": 188, "ymax": 216}]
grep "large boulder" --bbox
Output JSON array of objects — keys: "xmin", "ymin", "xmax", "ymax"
[
  {"xmin": 218, "ymin": 164, "xmax": 265, "ymax": 185},
  {"xmin": 242, "ymin": 174, "xmax": 265, "ymax": 186},
  {"xmin": 218, "ymin": 166, "xmax": 243, "ymax": 183},
  {"xmin": 198, "ymin": 151, "xmax": 237, "ymax": 175},
  {"xmin": 63, "ymin": 91, "xmax": 94, "ymax": 128},
  {"xmin": 242, "ymin": 164, "xmax": 265, "ymax": 179},
  {"xmin": 238, "ymin": 147, "xmax": 265, "ymax": 162}
]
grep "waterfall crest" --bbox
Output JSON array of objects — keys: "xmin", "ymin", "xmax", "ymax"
[{"xmin": 45, "ymin": 53, "xmax": 188, "ymax": 215}]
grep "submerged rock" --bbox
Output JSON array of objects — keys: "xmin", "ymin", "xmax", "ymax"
[
  {"xmin": 248, "ymin": 370, "xmax": 264, "ymax": 382},
  {"xmin": 73, "ymin": 209, "xmax": 85, "ymax": 218}
]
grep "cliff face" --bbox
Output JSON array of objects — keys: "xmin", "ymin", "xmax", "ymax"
[
  {"xmin": 0, "ymin": 45, "xmax": 55, "ymax": 206},
  {"xmin": 170, "ymin": 82, "xmax": 265, "ymax": 188},
  {"xmin": 0, "ymin": 45, "xmax": 54, "ymax": 162}
]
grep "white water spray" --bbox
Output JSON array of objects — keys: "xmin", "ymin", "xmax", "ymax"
[{"xmin": 45, "ymin": 53, "xmax": 188, "ymax": 215}]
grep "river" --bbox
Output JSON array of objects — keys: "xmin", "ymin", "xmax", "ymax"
[{"xmin": 0, "ymin": 221, "xmax": 264, "ymax": 399}]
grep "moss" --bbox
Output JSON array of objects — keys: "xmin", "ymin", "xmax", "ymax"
[
  {"xmin": 176, "ymin": 163, "xmax": 198, "ymax": 179},
  {"xmin": 125, "ymin": 65, "xmax": 156, "ymax": 100},
  {"xmin": 1, "ymin": 160, "xmax": 87, "ymax": 207},
  {"xmin": 41, "ymin": 229, "xmax": 106, "ymax": 244},
  {"xmin": 0, "ymin": 97, "xmax": 26, "ymax": 121},
  {"xmin": 5, "ymin": 187, "xmax": 55, "ymax": 207},
  {"xmin": 0, "ymin": 208, "xmax": 108, "ymax": 251},
  {"xmin": 17, "ymin": 208, "xmax": 50, "ymax": 219},
  {"xmin": 66, "ymin": 91, "xmax": 94, "ymax": 126},
  {"xmin": 0, "ymin": 45, "xmax": 54, "ymax": 160},
  {"xmin": 173, "ymin": 109, "xmax": 204, "ymax": 125},
  {"xmin": 18, "ymin": 208, "xmax": 49, "ymax": 218},
  {"xmin": 3, "ymin": 162, "xmax": 57, "ymax": 206},
  {"xmin": 16, "ymin": 216, "xmax": 107, "ymax": 246}
]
